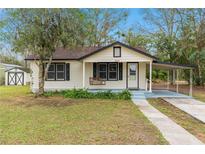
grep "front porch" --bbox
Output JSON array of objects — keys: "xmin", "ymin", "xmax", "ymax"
[{"xmin": 83, "ymin": 61, "xmax": 152, "ymax": 90}]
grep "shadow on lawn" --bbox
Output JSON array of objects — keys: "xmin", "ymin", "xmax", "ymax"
[{"xmin": 0, "ymin": 95, "xmax": 85, "ymax": 107}]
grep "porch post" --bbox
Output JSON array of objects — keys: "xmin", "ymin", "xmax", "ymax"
[
  {"xmin": 83, "ymin": 61, "xmax": 85, "ymax": 88},
  {"xmin": 189, "ymin": 69, "xmax": 193, "ymax": 96},
  {"xmin": 176, "ymin": 69, "xmax": 179, "ymax": 93},
  {"xmin": 167, "ymin": 70, "xmax": 170, "ymax": 90},
  {"xmin": 149, "ymin": 61, "xmax": 152, "ymax": 92}
]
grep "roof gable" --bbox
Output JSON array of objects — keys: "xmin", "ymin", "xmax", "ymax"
[{"xmin": 80, "ymin": 41, "xmax": 157, "ymax": 60}]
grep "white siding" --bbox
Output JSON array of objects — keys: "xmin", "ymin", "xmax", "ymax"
[
  {"xmin": 83, "ymin": 45, "xmax": 153, "ymax": 62},
  {"xmin": 30, "ymin": 61, "xmax": 83, "ymax": 92}
]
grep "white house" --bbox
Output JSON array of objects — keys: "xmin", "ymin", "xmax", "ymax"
[{"xmin": 25, "ymin": 41, "xmax": 194, "ymax": 94}]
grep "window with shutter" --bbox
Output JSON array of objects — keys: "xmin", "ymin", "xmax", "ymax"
[{"xmin": 93, "ymin": 63, "xmax": 97, "ymax": 78}]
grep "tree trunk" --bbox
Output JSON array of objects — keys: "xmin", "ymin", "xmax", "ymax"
[
  {"xmin": 38, "ymin": 60, "xmax": 44, "ymax": 95},
  {"xmin": 38, "ymin": 56, "xmax": 53, "ymax": 95}
]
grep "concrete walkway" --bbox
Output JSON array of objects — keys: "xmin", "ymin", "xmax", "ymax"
[
  {"xmin": 131, "ymin": 92, "xmax": 203, "ymax": 145},
  {"xmin": 163, "ymin": 98, "xmax": 205, "ymax": 123}
]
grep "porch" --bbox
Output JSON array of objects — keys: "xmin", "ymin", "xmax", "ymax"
[{"xmin": 82, "ymin": 60, "xmax": 152, "ymax": 90}]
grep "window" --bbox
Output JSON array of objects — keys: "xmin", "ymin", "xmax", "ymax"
[
  {"xmin": 93, "ymin": 62, "xmax": 120, "ymax": 81},
  {"xmin": 47, "ymin": 64, "xmax": 55, "ymax": 80},
  {"xmin": 108, "ymin": 63, "xmax": 117, "ymax": 80},
  {"xmin": 129, "ymin": 63, "xmax": 136, "ymax": 80},
  {"xmin": 46, "ymin": 63, "xmax": 70, "ymax": 81},
  {"xmin": 98, "ymin": 63, "xmax": 107, "ymax": 80},
  {"xmin": 113, "ymin": 47, "xmax": 121, "ymax": 57},
  {"xmin": 56, "ymin": 64, "xmax": 65, "ymax": 80}
]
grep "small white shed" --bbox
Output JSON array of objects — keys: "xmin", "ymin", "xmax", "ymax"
[{"xmin": 5, "ymin": 67, "xmax": 31, "ymax": 86}]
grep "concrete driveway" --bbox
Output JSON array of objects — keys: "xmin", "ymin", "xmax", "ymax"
[
  {"xmin": 131, "ymin": 91, "xmax": 203, "ymax": 145},
  {"xmin": 163, "ymin": 98, "xmax": 205, "ymax": 123}
]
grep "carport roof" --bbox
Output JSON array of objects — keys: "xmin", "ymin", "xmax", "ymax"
[{"xmin": 153, "ymin": 61, "xmax": 195, "ymax": 69}]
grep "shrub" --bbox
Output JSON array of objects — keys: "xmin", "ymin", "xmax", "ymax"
[
  {"xmin": 62, "ymin": 89, "xmax": 131, "ymax": 100},
  {"xmin": 43, "ymin": 91, "xmax": 54, "ymax": 97},
  {"xmin": 63, "ymin": 89, "xmax": 94, "ymax": 99},
  {"xmin": 118, "ymin": 90, "xmax": 131, "ymax": 100}
]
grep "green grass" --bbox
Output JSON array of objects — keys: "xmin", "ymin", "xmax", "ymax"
[
  {"xmin": 0, "ymin": 86, "xmax": 30, "ymax": 99},
  {"xmin": 0, "ymin": 86, "xmax": 167, "ymax": 144},
  {"xmin": 193, "ymin": 92, "xmax": 205, "ymax": 103},
  {"xmin": 148, "ymin": 98, "xmax": 205, "ymax": 143}
]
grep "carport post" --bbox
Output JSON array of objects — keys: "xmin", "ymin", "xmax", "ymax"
[
  {"xmin": 173, "ymin": 69, "xmax": 176, "ymax": 84},
  {"xmin": 189, "ymin": 69, "xmax": 193, "ymax": 96},
  {"xmin": 167, "ymin": 70, "xmax": 170, "ymax": 90},
  {"xmin": 176, "ymin": 69, "xmax": 179, "ymax": 93}
]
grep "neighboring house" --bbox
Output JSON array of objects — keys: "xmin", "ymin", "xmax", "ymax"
[
  {"xmin": 0, "ymin": 63, "xmax": 31, "ymax": 86},
  {"xmin": 25, "ymin": 41, "xmax": 194, "ymax": 94}
]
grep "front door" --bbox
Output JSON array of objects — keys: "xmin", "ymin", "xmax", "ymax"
[{"xmin": 127, "ymin": 63, "xmax": 138, "ymax": 89}]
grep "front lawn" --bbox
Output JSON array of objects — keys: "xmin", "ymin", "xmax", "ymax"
[
  {"xmin": 148, "ymin": 98, "xmax": 205, "ymax": 143},
  {"xmin": 0, "ymin": 86, "xmax": 167, "ymax": 144}
]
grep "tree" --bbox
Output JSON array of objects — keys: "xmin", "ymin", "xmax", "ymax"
[
  {"xmin": 84, "ymin": 9, "xmax": 128, "ymax": 46},
  {"xmin": 2, "ymin": 8, "xmax": 86, "ymax": 95},
  {"xmin": 135, "ymin": 8, "xmax": 205, "ymax": 85},
  {"xmin": 121, "ymin": 28, "xmax": 152, "ymax": 51},
  {"xmin": 177, "ymin": 9, "xmax": 205, "ymax": 85}
]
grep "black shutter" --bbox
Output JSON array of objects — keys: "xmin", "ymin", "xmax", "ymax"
[
  {"xmin": 66, "ymin": 63, "xmax": 70, "ymax": 80},
  {"xmin": 93, "ymin": 63, "xmax": 97, "ymax": 78},
  {"xmin": 43, "ymin": 63, "xmax": 46, "ymax": 80},
  {"xmin": 119, "ymin": 63, "xmax": 123, "ymax": 80}
]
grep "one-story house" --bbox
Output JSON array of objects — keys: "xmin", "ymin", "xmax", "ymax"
[{"xmin": 25, "ymin": 41, "xmax": 194, "ymax": 94}]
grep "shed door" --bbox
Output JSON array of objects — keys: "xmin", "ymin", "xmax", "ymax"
[{"xmin": 8, "ymin": 72, "xmax": 24, "ymax": 85}]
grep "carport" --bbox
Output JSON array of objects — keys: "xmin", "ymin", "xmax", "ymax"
[{"xmin": 151, "ymin": 61, "xmax": 194, "ymax": 96}]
